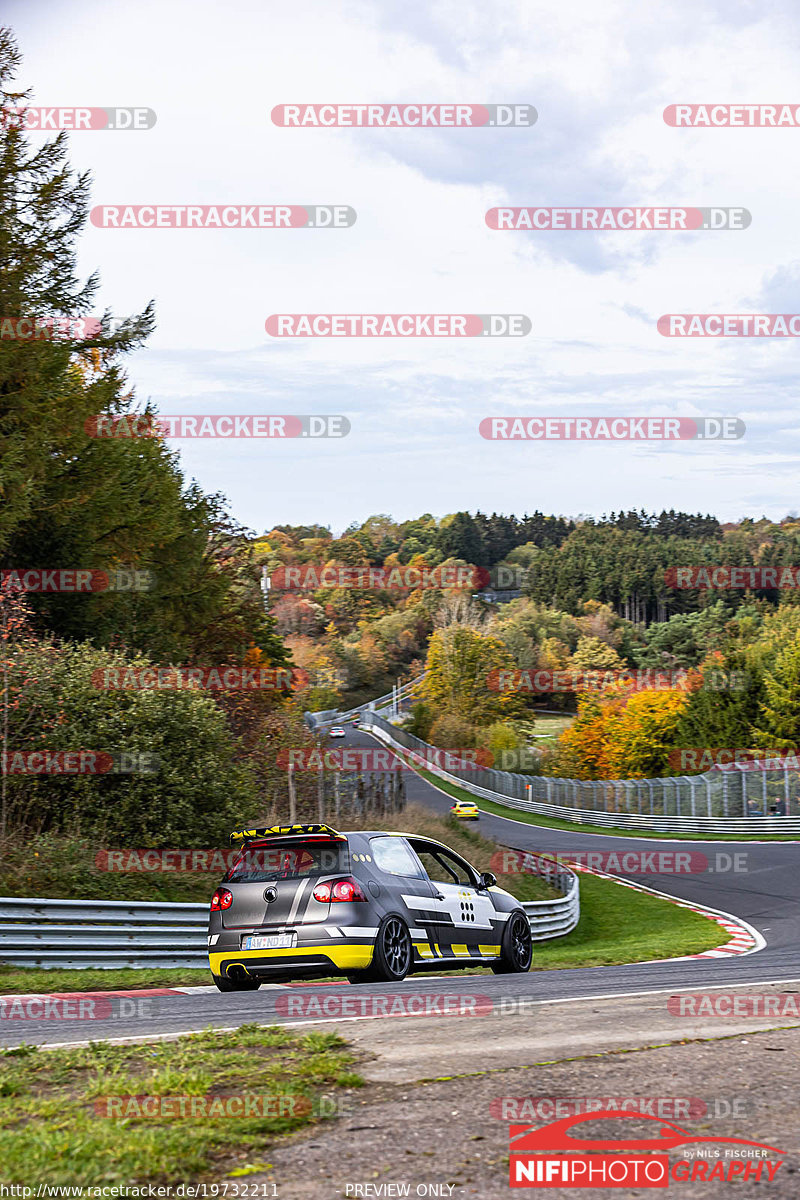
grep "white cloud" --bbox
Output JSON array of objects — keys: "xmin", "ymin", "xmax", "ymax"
[{"xmin": 6, "ymin": 0, "xmax": 800, "ymax": 527}]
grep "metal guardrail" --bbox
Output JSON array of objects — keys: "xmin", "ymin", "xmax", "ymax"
[
  {"xmin": 513, "ymin": 850, "xmax": 580, "ymax": 940},
  {"xmin": 359, "ymin": 711, "xmax": 800, "ymax": 836},
  {"xmin": 305, "ymin": 676, "xmax": 425, "ymax": 732},
  {"xmin": 303, "ymin": 707, "xmax": 340, "ymax": 731},
  {"xmin": 0, "ymin": 864, "xmax": 578, "ymax": 966},
  {"xmin": 0, "ymin": 897, "xmax": 208, "ymax": 969},
  {"xmin": 0, "ymin": 837, "xmax": 581, "ymax": 971},
  {"xmin": 339, "ymin": 676, "xmax": 422, "ymax": 722}
]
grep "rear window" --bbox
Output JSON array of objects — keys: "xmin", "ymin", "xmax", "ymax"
[{"xmin": 224, "ymin": 839, "xmax": 349, "ymax": 883}]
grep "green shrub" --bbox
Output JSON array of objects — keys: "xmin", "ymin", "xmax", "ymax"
[
  {"xmin": 3, "ymin": 641, "xmax": 257, "ymax": 846},
  {"xmin": 404, "ymin": 702, "xmax": 434, "ymax": 740},
  {"xmin": 427, "ymin": 712, "xmax": 476, "ymax": 749}
]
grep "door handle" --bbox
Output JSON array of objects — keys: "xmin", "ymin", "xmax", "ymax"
[{"xmin": 434, "ymin": 892, "xmax": 445, "ymax": 901}]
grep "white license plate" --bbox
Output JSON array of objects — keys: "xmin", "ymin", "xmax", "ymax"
[{"xmin": 243, "ymin": 933, "xmax": 295, "ymax": 951}]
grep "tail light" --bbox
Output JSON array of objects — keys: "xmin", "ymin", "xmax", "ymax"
[
  {"xmin": 210, "ymin": 887, "xmax": 233, "ymax": 911},
  {"xmin": 313, "ymin": 876, "xmax": 367, "ymax": 903}
]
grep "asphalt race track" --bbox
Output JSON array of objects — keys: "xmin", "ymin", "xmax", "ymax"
[{"xmin": 3, "ymin": 722, "xmax": 800, "ymax": 1049}]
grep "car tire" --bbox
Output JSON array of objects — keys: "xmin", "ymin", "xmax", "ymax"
[
  {"xmin": 212, "ymin": 972, "xmax": 262, "ymax": 992},
  {"xmin": 359, "ymin": 915, "xmax": 413, "ymax": 983},
  {"xmin": 491, "ymin": 910, "xmax": 533, "ymax": 974}
]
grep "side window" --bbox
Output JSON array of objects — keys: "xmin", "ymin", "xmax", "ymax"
[
  {"xmin": 415, "ymin": 851, "xmax": 457, "ymax": 885},
  {"xmin": 411, "ymin": 842, "xmax": 475, "ymax": 887},
  {"xmin": 370, "ymin": 836, "xmax": 424, "ymax": 878}
]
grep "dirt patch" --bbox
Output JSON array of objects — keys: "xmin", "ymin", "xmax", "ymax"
[{"xmin": 246, "ymin": 1026, "xmax": 800, "ymax": 1198}]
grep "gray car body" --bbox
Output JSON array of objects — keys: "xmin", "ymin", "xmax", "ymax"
[{"xmin": 208, "ymin": 829, "xmax": 526, "ymax": 983}]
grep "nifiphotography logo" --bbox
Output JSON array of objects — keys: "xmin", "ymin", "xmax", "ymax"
[{"xmin": 509, "ymin": 1112, "xmax": 785, "ymax": 1187}]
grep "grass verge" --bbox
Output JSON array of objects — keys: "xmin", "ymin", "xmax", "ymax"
[
  {"xmin": 411, "ymin": 869, "xmax": 723, "ymax": 973},
  {"xmin": 532, "ymin": 871, "xmax": 722, "ymax": 968},
  {"xmin": 0, "ymin": 965, "xmax": 213, "ymax": 993},
  {"xmin": 0, "ymin": 1024, "xmax": 363, "ymax": 1186}
]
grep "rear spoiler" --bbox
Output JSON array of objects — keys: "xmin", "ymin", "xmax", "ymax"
[{"xmin": 229, "ymin": 823, "xmax": 340, "ymax": 846}]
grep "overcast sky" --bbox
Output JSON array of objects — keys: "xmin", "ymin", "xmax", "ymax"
[{"xmin": 7, "ymin": 0, "xmax": 800, "ymax": 533}]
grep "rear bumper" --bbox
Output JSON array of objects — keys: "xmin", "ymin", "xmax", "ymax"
[{"xmin": 209, "ymin": 942, "xmax": 374, "ymax": 978}]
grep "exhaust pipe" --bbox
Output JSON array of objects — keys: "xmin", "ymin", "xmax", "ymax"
[{"xmin": 225, "ymin": 964, "xmax": 253, "ymax": 981}]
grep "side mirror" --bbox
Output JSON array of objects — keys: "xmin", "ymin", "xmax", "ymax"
[{"xmin": 478, "ymin": 871, "xmax": 497, "ymax": 890}]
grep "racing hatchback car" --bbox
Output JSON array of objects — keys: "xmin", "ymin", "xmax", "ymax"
[
  {"xmin": 208, "ymin": 823, "xmax": 532, "ymax": 990},
  {"xmin": 450, "ymin": 799, "xmax": 480, "ymax": 821}
]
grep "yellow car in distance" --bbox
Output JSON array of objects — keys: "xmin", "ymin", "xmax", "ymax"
[{"xmin": 450, "ymin": 799, "xmax": 480, "ymax": 821}]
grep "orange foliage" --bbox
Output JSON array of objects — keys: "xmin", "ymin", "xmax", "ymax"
[{"xmin": 558, "ymin": 682, "xmax": 690, "ymax": 780}]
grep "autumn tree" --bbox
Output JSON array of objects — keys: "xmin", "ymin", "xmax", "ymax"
[
  {"xmin": 422, "ymin": 627, "xmax": 523, "ymax": 725},
  {"xmin": 557, "ymin": 684, "xmax": 689, "ymax": 780},
  {"xmin": 568, "ymin": 636, "xmax": 625, "ymax": 672},
  {"xmin": 753, "ymin": 640, "xmax": 800, "ymax": 750}
]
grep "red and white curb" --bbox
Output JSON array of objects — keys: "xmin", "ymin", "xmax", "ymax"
[
  {"xmin": 569, "ymin": 863, "xmax": 764, "ymax": 959},
  {"xmin": 0, "ymin": 979, "xmax": 342, "ymax": 1005}
]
